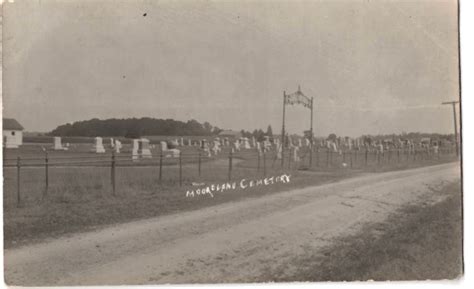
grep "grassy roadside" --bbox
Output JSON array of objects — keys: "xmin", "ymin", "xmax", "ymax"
[
  {"xmin": 3, "ymin": 166, "xmax": 357, "ymax": 249},
  {"xmin": 3, "ymin": 153, "xmax": 458, "ymax": 249},
  {"xmin": 265, "ymin": 180, "xmax": 463, "ymax": 281}
]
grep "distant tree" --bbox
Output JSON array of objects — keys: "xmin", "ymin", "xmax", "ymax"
[
  {"xmin": 256, "ymin": 129, "xmax": 265, "ymax": 142},
  {"xmin": 203, "ymin": 122, "xmax": 213, "ymax": 135},
  {"xmin": 327, "ymin": 133, "xmax": 337, "ymax": 142},
  {"xmin": 266, "ymin": 125, "xmax": 273, "ymax": 136},
  {"xmin": 212, "ymin": 127, "xmax": 222, "ymax": 135}
]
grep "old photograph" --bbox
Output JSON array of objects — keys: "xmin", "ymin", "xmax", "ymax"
[{"xmin": 1, "ymin": 0, "xmax": 462, "ymax": 285}]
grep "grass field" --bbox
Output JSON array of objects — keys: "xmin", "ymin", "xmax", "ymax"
[
  {"xmin": 263, "ymin": 180, "xmax": 463, "ymax": 281},
  {"xmin": 3, "ymin": 143, "xmax": 459, "ymax": 248}
]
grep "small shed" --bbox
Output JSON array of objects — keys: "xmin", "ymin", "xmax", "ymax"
[{"xmin": 3, "ymin": 118, "xmax": 24, "ymax": 148}]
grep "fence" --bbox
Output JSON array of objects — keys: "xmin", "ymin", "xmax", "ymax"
[{"xmin": 2, "ymin": 145, "xmax": 458, "ymax": 208}]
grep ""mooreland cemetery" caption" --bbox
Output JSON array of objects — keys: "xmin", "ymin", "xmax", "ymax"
[{"xmin": 185, "ymin": 174, "xmax": 292, "ymax": 198}]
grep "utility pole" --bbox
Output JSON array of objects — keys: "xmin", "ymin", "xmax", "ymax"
[
  {"xmin": 281, "ymin": 91, "xmax": 286, "ymax": 167},
  {"xmin": 442, "ymin": 101, "xmax": 460, "ymax": 157},
  {"xmin": 309, "ymin": 97, "xmax": 314, "ymax": 167}
]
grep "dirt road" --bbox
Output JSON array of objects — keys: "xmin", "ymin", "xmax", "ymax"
[{"xmin": 4, "ymin": 162, "xmax": 461, "ymax": 285}]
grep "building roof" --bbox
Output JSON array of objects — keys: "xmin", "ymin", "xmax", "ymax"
[
  {"xmin": 218, "ymin": 130, "xmax": 241, "ymax": 137},
  {"xmin": 3, "ymin": 118, "xmax": 24, "ymax": 131}
]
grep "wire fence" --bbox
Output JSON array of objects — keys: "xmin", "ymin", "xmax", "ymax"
[{"xmin": 3, "ymin": 145, "xmax": 458, "ymax": 208}]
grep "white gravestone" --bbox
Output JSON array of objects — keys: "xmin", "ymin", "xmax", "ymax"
[
  {"xmin": 115, "ymin": 140, "xmax": 122, "ymax": 153},
  {"xmin": 53, "ymin": 137, "xmax": 65, "ymax": 150},
  {"xmin": 110, "ymin": 138, "xmax": 115, "ymax": 148},
  {"xmin": 276, "ymin": 144, "xmax": 282, "ymax": 160},
  {"xmin": 263, "ymin": 140, "xmax": 271, "ymax": 152},
  {"xmin": 202, "ymin": 141, "xmax": 211, "ymax": 157},
  {"xmin": 212, "ymin": 139, "xmax": 221, "ymax": 155},
  {"xmin": 256, "ymin": 142, "xmax": 262, "ymax": 156},
  {"xmin": 132, "ymin": 139, "xmax": 140, "ymax": 160},
  {"xmin": 140, "ymin": 138, "xmax": 152, "ymax": 158},
  {"xmin": 378, "ymin": 143, "xmax": 384, "ymax": 154},
  {"xmin": 234, "ymin": 140, "xmax": 241, "ymax": 151},
  {"xmin": 169, "ymin": 139, "xmax": 178, "ymax": 147},
  {"xmin": 243, "ymin": 137, "xmax": 251, "ymax": 149},
  {"xmin": 293, "ymin": 147, "xmax": 301, "ymax": 162},
  {"xmin": 94, "ymin": 137, "xmax": 106, "ymax": 153}
]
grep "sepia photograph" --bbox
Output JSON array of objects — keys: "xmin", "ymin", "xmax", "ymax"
[{"xmin": 1, "ymin": 0, "xmax": 462, "ymax": 286}]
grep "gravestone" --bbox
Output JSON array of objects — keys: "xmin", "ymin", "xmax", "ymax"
[
  {"xmin": 243, "ymin": 137, "xmax": 251, "ymax": 149},
  {"xmin": 110, "ymin": 138, "xmax": 115, "ymax": 148},
  {"xmin": 115, "ymin": 140, "xmax": 122, "ymax": 153},
  {"xmin": 276, "ymin": 144, "xmax": 282, "ymax": 160},
  {"xmin": 53, "ymin": 137, "xmax": 64, "ymax": 150},
  {"xmin": 234, "ymin": 140, "xmax": 241, "ymax": 151},
  {"xmin": 263, "ymin": 139, "xmax": 271, "ymax": 152},
  {"xmin": 202, "ymin": 140, "xmax": 211, "ymax": 157},
  {"xmin": 274, "ymin": 138, "xmax": 280, "ymax": 147},
  {"xmin": 256, "ymin": 142, "xmax": 262, "ymax": 156},
  {"xmin": 94, "ymin": 137, "xmax": 106, "ymax": 153},
  {"xmin": 140, "ymin": 138, "xmax": 152, "ymax": 158},
  {"xmin": 160, "ymin": 141, "xmax": 180, "ymax": 158},
  {"xmin": 293, "ymin": 147, "xmax": 300, "ymax": 162},
  {"xmin": 212, "ymin": 139, "xmax": 221, "ymax": 155},
  {"xmin": 132, "ymin": 139, "xmax": 139, "ymax": 160}
]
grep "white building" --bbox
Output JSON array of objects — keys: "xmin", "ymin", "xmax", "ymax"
[{"xmin": 3, "ymin": 118, "xmax": 24, "ymax": 148}]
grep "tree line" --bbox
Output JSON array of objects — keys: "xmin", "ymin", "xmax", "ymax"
[
  {"xmin": 50, "ymin": 118, "xmax": 223, "ymax": 138},
  {"xmin": 49, "ymin": 118, "xmax": 276, "ymax": 140}
]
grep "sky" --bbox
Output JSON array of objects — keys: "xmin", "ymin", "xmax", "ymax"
[{"xmin": 2, "ymin": 0, "xmax": 460, "ymax": 137}]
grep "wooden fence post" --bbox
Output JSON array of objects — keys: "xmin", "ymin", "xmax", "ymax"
[
  {"xmin": 327, "ymin": 150, "xmax": 330, "ymax": 167},
  {"xmin": 228, "ymin": 149, "xmax": 233, "ymax": 181},
  {"xmin": 316, "ymin": 147, "xmax": 319, "ymax": 167},
  {"xmin": 44, "ymin": 151, "xmax": 49, "ymax": 198},
  {"xmin": 350, "ymin": 151, "xmax": 353, "ymax": 168},
  {"xmin": 111, "ymin": 151, "xmax": 116, "ymax": 195},
  {"xmin": 179, "ymin": 152, "xmax": 183, "ymax": 187},
  {"xmin": 365, "ymin": 149, "xmax": 368, "ymax": 166},
  {"xmin": 198, "ymin": 151, "xmax": 201, "ymax": 177},
  {"xmin": 159, "ymin": 151, "xmax": 163, "ymax": 182},
  {"xmin": 257, "ymin": 151, "xmax": 261, "ymax": 172},
  {"xmin": 17, "ymin": 156, "xmax": 21, "ymax": 207},
  {"xmin": 288, "ymin": 148, "xmax": 292, "ymax": 169},
  {"xmin": 263, "ymin": 151, "xmax": 266, "ymax": 177}
]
